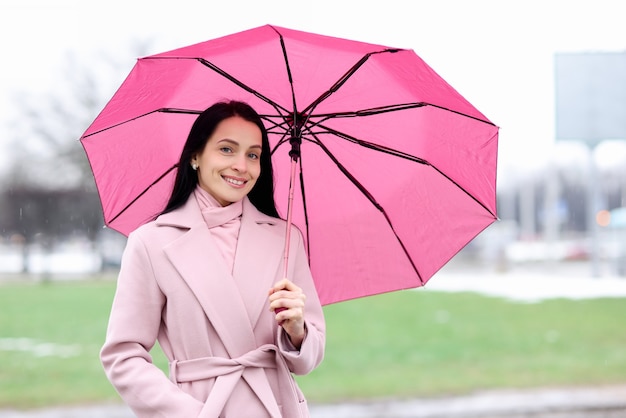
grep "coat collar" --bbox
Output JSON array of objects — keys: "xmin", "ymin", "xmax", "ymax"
[
  {"xmin": 158, "ymin": 196, "xmax": 284, "ymax": 357},
  {"xmin": 156, "ymin": 195, "xmax": 277, "ymax": 230}
]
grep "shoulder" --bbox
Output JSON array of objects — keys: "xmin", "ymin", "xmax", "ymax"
[
  {"xmin": 127, "ymin": 213, "xmax": 190, "ymax": 250},
  {"xmin": 129, "ymin": 219, "xmax": 161, "ymax": 240},
  {"xmin": 125, "ymin": 221, "xmax": 167, "ymax": 253},
  {"xmin": 127, "ymin": 195, "xmax": 203, "ymax": 241}
]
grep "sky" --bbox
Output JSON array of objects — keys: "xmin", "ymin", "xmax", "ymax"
[{"xmin": 0, "ymin": 0, "xmax": 625, "ymax": 184}]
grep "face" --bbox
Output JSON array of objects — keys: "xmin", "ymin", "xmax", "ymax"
[{"xmin": 191, "ymin": 116, "xmax": 263, "ymax": 206}]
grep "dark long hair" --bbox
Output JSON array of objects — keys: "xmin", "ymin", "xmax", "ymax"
[{"xmin": 160, "ymin": 101, "xmax": 279, "ymax": 218}]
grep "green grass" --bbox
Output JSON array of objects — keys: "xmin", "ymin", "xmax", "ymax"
[
  {"xmin": 0, "ymin": 279, "xmax": 120, "ymax": 407},
  {"xmin": 1, "ymin": 279, "xmax": 625, "ymax": 408},
  {"xmin": 296, "ymin": 291, "xmax": 626, "ymax": 402}
]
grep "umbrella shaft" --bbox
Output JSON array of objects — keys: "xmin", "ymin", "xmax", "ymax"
[{"xmin": 283, "ymin": 157, "xmax": 298, "ymax": 278}]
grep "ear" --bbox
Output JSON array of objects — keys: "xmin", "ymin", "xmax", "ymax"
[{"xmin": 188, "ymin": 154, "xmax": 197, "ymax": 170}]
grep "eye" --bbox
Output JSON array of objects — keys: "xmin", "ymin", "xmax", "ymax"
[
  {"xmin": 248, "ymin": 152, "xmax": 260, "ymax": 160},
  {"xmin": 220, "ymin": 146, "xmax": 234, "ymax": 154}
]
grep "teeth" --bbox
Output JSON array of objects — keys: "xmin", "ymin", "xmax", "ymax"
[{"xmin": 225, "ymin": 177, "xmax": 245, "ymax": 186}]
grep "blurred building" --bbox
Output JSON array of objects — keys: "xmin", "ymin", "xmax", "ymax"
[
  {"xmin": 554, "ymin": 51, "xmax": 626, "ymax": 274},
  {"xmin": 555, "ymin": 51, "xmax": 626, "ymax": 144}
]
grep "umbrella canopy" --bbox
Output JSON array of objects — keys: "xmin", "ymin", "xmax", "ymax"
[{"xmin": 80, "ymin": 24, "xmax": 498, "ymax": 305}]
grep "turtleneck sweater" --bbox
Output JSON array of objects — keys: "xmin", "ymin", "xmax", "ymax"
[{"xmin": 193, "ymin": 186, "xmax": 243, "ymax": 274}]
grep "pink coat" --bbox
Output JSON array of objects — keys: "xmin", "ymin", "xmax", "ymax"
[{"xmin": 100, "ymin": 196, "xmax": 326, "ymax": 417}]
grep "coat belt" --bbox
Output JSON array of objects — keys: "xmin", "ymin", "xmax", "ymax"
[{"xmin": 169, "ymin": 344, "xmax": 297, "ymax": 418}]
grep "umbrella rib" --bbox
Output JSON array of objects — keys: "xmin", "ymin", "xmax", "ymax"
[
  {"xmin": 143, "ymin": 56, "xmax": 291, "ymax": 116},
  {"xmin": 315, "ymin": 102, "xmax": 497, "ymax": 127},
  {"xmin": 108, "ymin": 163, "xmax": 178, "ymax": 224},
  {"xmin": 311, "ymin": 135, "xmax": 425, "ymax": 285},
  {"xmin": 80, "ymin": 108, "xmax": 204, "ymax": 138},
  {"xmin": 194, "ymin": 57, "xmax": 292, "ymax": 116},
  {"xmin": 82, "ymin": 107, "xmax": 293, "ymax": 140},
  {"xmin": 271, "ymin": 26, "xmax": 300, "ymax": 126},
  {"xmin": 269, "ymin": 134, "xmax": 292, "ymax": 157},
  {"xmin": 307, "ymin": 124, "xmax": 497, "ymax": 219},
  {"xmin": 302, "ymin": 48, "xmax": 402, "ymax": 117},
  {"xmin": 145, "ymin": 55, "xmax": 295, "ymax": 128},
  {"xmin": 263, "ymin": 114, "xmax": 294, "ymax": 138},
  {"xmin": 299, "ymin": 102, "xmax": 496, "ymax": 217}
]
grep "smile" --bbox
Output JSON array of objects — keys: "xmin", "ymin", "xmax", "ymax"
[{"xmin": 223, "ymin": 176, "xmax": 246, "ymax": 186}]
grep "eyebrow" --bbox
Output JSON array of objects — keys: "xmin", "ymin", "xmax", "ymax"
[{"xmin": 218, "ymin": 138, "xmax": 262, "ymax": 149}]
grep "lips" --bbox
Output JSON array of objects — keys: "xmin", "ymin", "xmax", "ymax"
[{"xmin": 223, "ymin": 175, "xmax": 247, "ymax": 187}]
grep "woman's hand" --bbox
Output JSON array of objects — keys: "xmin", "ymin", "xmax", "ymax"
[{"xmin": 268, "ymin": 278, "xmax": 306, "ymax": 348}]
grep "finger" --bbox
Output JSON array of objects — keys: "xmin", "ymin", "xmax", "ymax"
[
  {"xmin": 269, "ymin": 294, "xmax": 306, "ymax": 314},
  {"xmin": 268, "ymin": 281, "xmax": 304, "ymax": 301},
  {"xmin": 269, "ymin": 288, "xmax": 304, "ymax": 303},
  {"xmin": 269, "ymin": 296, "xmax": 304, "ymax": 311},
  {"xmin": 274, "ymin": 304, "xmax": 304, "ymax": 324},
  {"xmin": 268, "ymin": 279, "xmax": 305, "ymax": 317},
  {"xmin": 270, "ymin": 278, "xmax": 301, "ymax": 293},
  {"xmin": 267, "ymin": 279, "xmax": 288, "ymax": 296}
]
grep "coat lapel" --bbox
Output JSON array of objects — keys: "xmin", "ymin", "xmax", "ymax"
[
  {"xmin": 158, "ymin": 197, "xmax": 289, "ymax": 417},
  {"xmin": 232, "ymin": 199, "xmax": 284, "ymax": 328},
  {"xmin": 159, "ymin": 198, "xmax": 258, "ymax": 357}
]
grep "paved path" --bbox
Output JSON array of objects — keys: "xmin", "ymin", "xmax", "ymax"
[
  {"xmin": 310, "ymin": 385, "xmax": 626, "ymax": 417},
  {"xmin": 2, "ymin": 385, "xmax": 626, "ymax": 417}
]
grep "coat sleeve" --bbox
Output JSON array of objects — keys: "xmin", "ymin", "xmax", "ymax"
[
  {"xmin": 100, "ymin": 231, "xmax": 204, "ymax": 418},
  {"xmin": 277, "ymin": 227, "xmax": 326, "ymax": 375}
]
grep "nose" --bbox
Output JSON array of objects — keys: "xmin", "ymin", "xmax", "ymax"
[{"xmin": 231, "ymin": 153, "xmax": 248, "ymax": 173}]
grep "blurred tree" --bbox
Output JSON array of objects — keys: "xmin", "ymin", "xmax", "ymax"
[
  {"xmin": 0, "ymin": 187, "xmax": 102, "ymax": 241},
  {"xmin": 0, "ymin": 40, "xmax": 154, "ymax": 243}
]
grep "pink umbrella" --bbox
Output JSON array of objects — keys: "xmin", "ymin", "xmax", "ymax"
[{"xmin": 80, "ymin": 24, "xmax": 498, "ymax": 305}]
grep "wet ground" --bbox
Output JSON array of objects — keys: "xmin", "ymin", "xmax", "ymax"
[
  {"xmin": 310, "ymin": 385, "xmax": 626, "ymax": 417},
  {"xmin": 1, "ymin": 385, "xmax": 626, "ymax": 417}
]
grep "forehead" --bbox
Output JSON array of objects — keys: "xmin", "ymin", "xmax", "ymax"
[{"xmin": 211, "ymin": 116, "xmax": 262, "ymax": 146}]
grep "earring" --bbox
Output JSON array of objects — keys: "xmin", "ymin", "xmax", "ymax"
[{"xmin": 191, "ymin": 162, "xmax": 198, "ymax": 170}]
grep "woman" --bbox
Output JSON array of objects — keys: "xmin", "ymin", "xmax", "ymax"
[{"xmin": 100, "ymin": 101, "xmax": 326, "ymax": 417}]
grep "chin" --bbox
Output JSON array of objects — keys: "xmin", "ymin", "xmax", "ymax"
[{"xmin": 224, "ymin": 194, "xmax": 246, "ymax": 204}]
